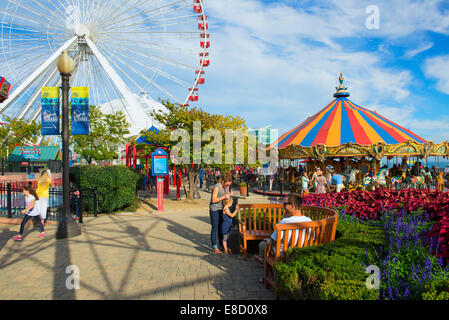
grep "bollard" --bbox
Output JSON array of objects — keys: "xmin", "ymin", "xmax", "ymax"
[{"xmin": 7, "ymin": 183, "xmax": 12, "ymax": 218}]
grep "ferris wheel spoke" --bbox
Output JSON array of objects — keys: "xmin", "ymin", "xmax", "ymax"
[
  {"xmin": 100, "ymin": 41, "xmax": 191, "ymax": 90},
  {"xmin": 0, "ymin": 41, "xmax": 67, "ymax": 66},
  {"xmin": 85, "ymin": 37, "xmax": 153, "ymax": 129},
  {"xmin": 102, "ymin": 37, "xmax": 197, "ymax": 56},
  {"xmin": 94, "ymin": 0, "xmax": 137, "ymax": 28},
  {"xmin": 100, "ymin": 0, "xmax": 189, "ymax": 32},
  {"xmin": 98, "ymin": 37, "xmax": 196, "ymax": 71},
  {"xmin": 46, "ymin": 0, "xmax": 71, "ymax": 20},
  {"xmin": 103, "ymin": 16, "xmax": 197, "ymax": 35},
  {"xmin": 28, "ymin": 0, "xmax": 67, "ymax": 23},
  {"xmin": 7, "ymin": 0, "xmax": 67, "ymax": 30},
  {"xmin": 18, "ymin": 66, "xmax": 59, "ymax": 119},
  {"xmin": 99, "ymin": 42, "xmax": 183, "ymax": 104},
  {"xmin": 0, "ymin": 35, "xmax": 77, "ymax": 114}
]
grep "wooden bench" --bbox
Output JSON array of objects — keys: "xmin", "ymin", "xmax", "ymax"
[
  {"xmin": 238, "ymin": 204, "xmax": 286, "ymax": 260},
  {"xmin": 264, "ymin": 206, "xmax": 338, "ymax": 299}
]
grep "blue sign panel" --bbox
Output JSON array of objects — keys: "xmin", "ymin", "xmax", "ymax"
[
  {"xmin": 71, "ymin": 99, "xmax": 89, "ymax": 135},
  {"xmin": 71, "ymin": 87, "xmax": 89, "ymax": 135},
  {"xmin": 23, "ymin": 153, "xmax": 40, "ymax": 160},
  {"xmin": 152, "ymin": 148, "xmax": 169, "ymax": 176},
  {"xmin": 41, "ymin": 87, "xmax": 60, "ymax": 135}
]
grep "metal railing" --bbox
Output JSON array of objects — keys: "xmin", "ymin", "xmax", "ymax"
[{"xmin": 0, "ymin": 182, "xmax": 104, "ymax": 222}]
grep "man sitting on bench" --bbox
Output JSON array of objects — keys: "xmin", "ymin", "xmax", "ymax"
[{"xmin": 254, "ymin": 193, "xmax": 312, "ymax": 266}]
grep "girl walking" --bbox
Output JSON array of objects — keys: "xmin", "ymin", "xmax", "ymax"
[
  {"xmin": 36, "ymin": 169, "xmax": 52, "ymax": 226},
  {"xmin": 12, "ymin": 186, "xmax": 47, "ymax": 241}
]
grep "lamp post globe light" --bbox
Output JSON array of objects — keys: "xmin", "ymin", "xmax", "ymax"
[{"xmin": 56, "ymin": 50, "xmax": 81, "ymax": 239}]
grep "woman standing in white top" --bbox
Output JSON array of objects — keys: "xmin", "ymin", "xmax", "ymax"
[{"xmin": 12, "ymin": 186, "xmax": 47, "ymax": 241}]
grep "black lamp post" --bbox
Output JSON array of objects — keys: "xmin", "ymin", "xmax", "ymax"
[{"xmin": 55, "ymin": 50, "xmax": 81, "ymax": 239}]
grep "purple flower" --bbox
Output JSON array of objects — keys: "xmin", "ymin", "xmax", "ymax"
[{"xmin": 404, "ymin": 288, "xmax": 410, "ymax": 298}]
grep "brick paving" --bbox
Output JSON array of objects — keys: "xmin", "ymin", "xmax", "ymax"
[{"xmin": 0, "ymin": 206, "xmax": 274, "ymax": 300}]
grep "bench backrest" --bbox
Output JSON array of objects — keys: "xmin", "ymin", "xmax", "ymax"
[
  {"xmin": 238, "ymin": 204, "xmax": 336, "ymax": 235},
  {"xmin": 272, "ymin": 207, "xmax": 338, "ymax": 260},
  {"xmin": 238, "ymin": 204, "xmax": 285, "ymax": 234}
]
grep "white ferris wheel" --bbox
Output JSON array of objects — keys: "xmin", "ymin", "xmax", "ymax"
[{"xmin": 0, "ymin": 0, "xmax": 210, "ymax": 134}]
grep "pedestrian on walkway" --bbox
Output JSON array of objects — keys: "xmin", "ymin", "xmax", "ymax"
[
  {"xmin": 199, "ymin": 167, "xmax": 205, "ymax": 189},
  {"xmin": 301, "ymin": 171, "xmax": 310, "ymax": 196},
  {"xmin": 209, "ymin": 173, "xmax": 233, "ymax": 254},
  {"xmin": 12, "ymin": 186, "xmax": 47, "ymax": 241},
  {"xmin": 36, "ymin": 169, "xmax": 52, "ymax": 226},
  {"xmin": 221, "ymin": 198, "xmax": 239, "ymax": 255}
]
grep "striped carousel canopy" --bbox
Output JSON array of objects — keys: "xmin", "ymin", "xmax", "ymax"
[{"xmin": 275, "ymin": 73, "xmax": 427, "ymax": 149}]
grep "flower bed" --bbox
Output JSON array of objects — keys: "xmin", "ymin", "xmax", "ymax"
[
  {"xmin": 274, "ymin": 212, "xmax": 449, "ymax": 300},
  {"xmin": 303, "ymin": 189, "xmax": 449, "ymax": 262}
]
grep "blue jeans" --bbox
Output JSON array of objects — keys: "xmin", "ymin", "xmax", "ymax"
[
  {"xmin": 71, "ymin": 195, "xmax": 79, "ymax": 218},
  {"xmin": 20, "ymin": 215, "xmax": 44, "ymax": 235},
  {"xmin": 199, "ymin": 177, "xmax": 204, "ymax": 188},
  {"xmin": 209, "ymin": 209, "xmax": 223, "ymax": 249}
]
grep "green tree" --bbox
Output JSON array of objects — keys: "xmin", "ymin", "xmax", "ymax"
[
  {"xmin": 0, "ymin": 116, "xmax": 41, "ymax": 159},
  {"xmin": 139, "ymin": 100, "xmax": 249, "ymax": 200},
  {"xmin": 71, "ymin": 105, "xmax": 130, "ymax": 164}
]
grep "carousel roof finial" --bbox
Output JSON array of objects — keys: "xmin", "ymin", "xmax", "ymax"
[{"xmin": 334, "ymin": 72, "xmax": 350, "ymax": 98}]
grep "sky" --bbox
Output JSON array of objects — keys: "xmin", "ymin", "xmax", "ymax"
[{"xmin": 198, "ymin": 0, "xmax": 449, "ymax": 143}]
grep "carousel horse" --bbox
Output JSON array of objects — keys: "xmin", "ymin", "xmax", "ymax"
[
  {"xmin": 347, "ymin": 169, "xmax": 362, "ymax": 190},
  {"xmin": 411, "ymin": 175, "xmax": 425, "ymax": 189},
  {"xmin": 437, "ymin": 172, "xmax": 445, "ymax": 191},
  {"xmin": 376, "ymin": 168, "xmax": 388, "ymax": 188},
  {"xmin": 349, "ymin": 169, "xmax": 360, "ymax": 184},
  {"xmin": 362, "ymin": 175, "xmax": 374, "ymax": 190},
  {"xmin": 391, "ymin": 176, "xmax": 402, "ymax": 190}
]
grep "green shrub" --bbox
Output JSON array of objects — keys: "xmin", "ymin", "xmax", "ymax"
[
  {"xmin": 421, "ymin": 279, "xmax": 449, "ymax": 300},
  {"xmin": 273, "ymin": 217, "xmax": 384, "ymax": 300},
  {"xmin": 70, "ymin": 165, "xmax": 140, "ymax": 213}
]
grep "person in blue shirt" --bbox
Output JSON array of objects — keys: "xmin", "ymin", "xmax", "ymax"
[
  {"xmin": 199, "ymin": 167, "xmax": 205, "ymax": 189},
  {"xmin": 331, "ymin": 171, "xmax": 345, "ymax": 192}
]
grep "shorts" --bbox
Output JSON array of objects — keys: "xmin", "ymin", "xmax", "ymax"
[
  {"xmin": 36, "ymin": 198, "xmax": 49, "ymax": 219},
  {"xmin": 221, "ymin": 218, "xmax": 233, "ymax": 235}
]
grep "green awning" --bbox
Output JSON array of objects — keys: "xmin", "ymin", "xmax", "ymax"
[{"xmin": 8, "ymin": 146, "xmax": 62, "ymax": 162}]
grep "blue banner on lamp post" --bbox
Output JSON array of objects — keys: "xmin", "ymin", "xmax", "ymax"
[
  {"xmin": 71, "ymin": 87, "xmax": 89, "ymax": 135},
  {"xmin": 41, "ymin": 87, "xmax": 60, "ymax": 135}
]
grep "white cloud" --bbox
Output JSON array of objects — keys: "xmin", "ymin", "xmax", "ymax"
[
  {"xmin": 404, "ymin": 43, "xmax": 434, "ymax": 59},
  {"xmin": 423, "ymin": 54, "xmax": 449, "ymax": 95},
  {"xmin": 200, "ymin": 0, "xmax": 448, "ymax": 141}
]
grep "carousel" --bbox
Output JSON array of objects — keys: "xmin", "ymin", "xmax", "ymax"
[{"xmin": 270, "ymin": 73, "xmax": 449, "ymax": 191}]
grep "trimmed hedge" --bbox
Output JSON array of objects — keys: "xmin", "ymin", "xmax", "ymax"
[
  {"xmin": 273, "ymin": 216, "xmax": 385, "ymax": 300},
  {"xmin": 70, "ymin": 165, "xmax": 140, "ymax": 213}
]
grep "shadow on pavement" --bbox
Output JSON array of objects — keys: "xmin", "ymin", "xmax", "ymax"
[{"xmin": 0, "ymin": 228, "xmax": 16, "ymax": 252}]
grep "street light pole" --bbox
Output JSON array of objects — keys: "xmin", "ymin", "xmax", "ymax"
[{"xmin": 55, "ymin": 50, "xmax": 81, "ymax": 239}]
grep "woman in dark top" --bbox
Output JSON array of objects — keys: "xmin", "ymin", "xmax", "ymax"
[{"xmin": 209, "ymin": 173, "xmax": 233, "ymax": 254}]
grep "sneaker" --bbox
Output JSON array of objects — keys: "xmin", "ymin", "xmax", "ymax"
[
  {"xmin": 12, "ymin": 235, "xmax": 23, "ymax": 241},
  {"xmin": 39, "ymin": 232, "xmax": 48, "ymax": 239},
  {"xmin": 254, "ymin": 255, "xmax": 264, "ymax": 265}
]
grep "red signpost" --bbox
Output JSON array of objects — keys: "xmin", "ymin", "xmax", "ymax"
[
  {"xmin": 151, "ymin": 149, "xmax": 169, "ymax": 212},
  {"xmin": 157, "ymin": 177, "xmax": 164, "ymax": 211}
]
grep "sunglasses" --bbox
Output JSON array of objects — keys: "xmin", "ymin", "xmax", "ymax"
[{"xmin": 283, "ymin": 202, "xmax": 292, "ymax": 206}]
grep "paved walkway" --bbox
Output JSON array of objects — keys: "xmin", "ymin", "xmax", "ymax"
[{"xmin": 0, "ymin": 207, "xmax": 274, "ymax": 300}]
